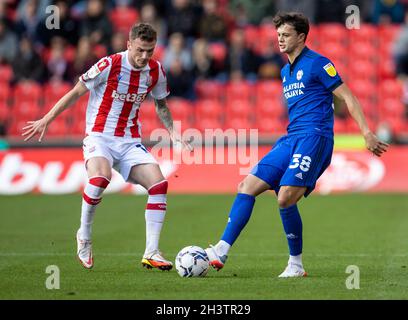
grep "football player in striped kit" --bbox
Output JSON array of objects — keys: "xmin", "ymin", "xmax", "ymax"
[{"xmin": 22, "ymin": 23, "xmax": 191, "ymax": 270}]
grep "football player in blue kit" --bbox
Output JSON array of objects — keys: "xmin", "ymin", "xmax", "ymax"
[{"xmin": 205, "ymin": 12, "xmax": 389, "ymax": 277}]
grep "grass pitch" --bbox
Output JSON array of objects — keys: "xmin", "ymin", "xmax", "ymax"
[{"xmin": 0, "ymin": 193, "xmax": 407, "ymax": 300}]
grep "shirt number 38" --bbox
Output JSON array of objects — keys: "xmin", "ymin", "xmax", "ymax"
[{"xmin": 289, "ymin": 154, "xmax": 312, "ymax": 172}]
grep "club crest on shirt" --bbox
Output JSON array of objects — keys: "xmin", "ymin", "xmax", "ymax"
[
  {"xmin": 296, "ymin": 70, "xmax": 303, "ymax": 81},
  {"xmin": 323, "ymin": 63, "xmax": 337, "ymax": 77}
]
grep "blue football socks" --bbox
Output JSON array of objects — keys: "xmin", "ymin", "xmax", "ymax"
[
  {"xmin": 279, "ymin": 204, "xmax": 303, "ymax": 256},
  {"xmin": 221, "ymin": 193, "xmax": 256, "ymax": 246}
]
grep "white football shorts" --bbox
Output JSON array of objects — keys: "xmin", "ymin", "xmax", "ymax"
[{"xmin": 82, "ymin": 135, "xmax": 158, "ymax": 182}]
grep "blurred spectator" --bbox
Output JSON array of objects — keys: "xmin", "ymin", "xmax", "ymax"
[
  {"xmin": 229, "ymin": 0, "xmax": 275, "ymax": 25},
  {"xmin": 12, "ymin": 36, "xmax": 44, "ymax": 83},
  {"xmin": 36, "ymin": 0, "xmax": 80, "ymax": 48},
  {"xmin": 166, "ymin": 0, "xmax": 202, "ymax": 41},
  {"xmin": 108, "ymin": 31, "xmax": 127, "ymax": 55},
  {"xmin": 67, "ymin": 36, "xmax": 97, "ymax": 82},
  {"xmin": 163, "ymin": 32, "xmax": 193, "ymax": 71},
  {"xmin": 199, "ymin": 0, "xmax": 228, "ymax": 42},
  {"xmin": 15, "ymin": 0, "xmax": 42, "ymax": 42},
  {"xmin": 140, "ymin": 2, "xmax": 167, "ymax": 46},
  {"xmin": 224, "ymin": 29, "xmax": 260, "ymax": 81},
  {"xmin": 372, "ymin": 0, "xmax": 405, "ymax": 24},
  {"xmin": 79, "ymin": 0, "xmax": 113, "ymax": 47},
  {"xmin": 45, "ymin": 37, "xmax": 70, "ymax": 82},
  {"xmin": 17, "ymin": 0, "xmax": 51, "ymax": 21},
  {"xmin": 191, "ymin": 38, "xmax": 220, "ymax": 80},
  {"xmin": 0, "ymin": 18, "xmax": 18, "ymax": 64},
  {"xmin": 166, "ymin": 58, "xmax": 195, "ymax": 100},
  {"xmin": 258, "ymin": 41, "xmax": 285, "ymax": 80},
  {"xmin": 0, "ymin": 1, "xmax": 14, "ymax": 29},
  {"xmin": 315, "ymin": 0, "xmax": 346, "ymax": 23},
  {"xmin": 275, "ymin": 0, "xmax": 317, "ymax": 23}
]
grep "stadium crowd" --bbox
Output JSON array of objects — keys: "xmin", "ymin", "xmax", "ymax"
[{"xmin": 1, "ymin": 0, "xmax": 408, "ymax": 141}]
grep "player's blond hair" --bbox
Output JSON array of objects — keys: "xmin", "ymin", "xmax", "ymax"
[{"xmin": 129, "ymin": 23, "xmax": 157, "ymax": 42}]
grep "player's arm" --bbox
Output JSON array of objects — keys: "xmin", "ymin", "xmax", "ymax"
[
  {"xmin": 154, "ymin": 98, "xmax": 192, "ymax": 151},
  {"xmin": 22, "ymin": 81, "xmax": 89, "ymax": 142},
  {"xmin": 333, "ymin": 83, "xmax": 389, "ymax": 157}
]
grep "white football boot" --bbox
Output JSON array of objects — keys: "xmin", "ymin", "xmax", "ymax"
[
  {"xmin": 205, "ymin": 245, "xmax": 228, "ymax": 271},
  {"xmin": 141, "ymin": 250, "xmax": 173, "ymax": 271},
  {"xmin": 278, "ymin": 262, "xmax": 307, "ymax": 278},
  {"xmin": 76, "ymin": 230, "xmax": 93, "ymax": 269}
]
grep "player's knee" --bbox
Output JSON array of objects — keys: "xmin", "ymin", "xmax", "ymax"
[
  {"xmin": 277, "ymin": 194, "xmax": 296, "ymax": 209},
  {"xmin": 237, "ymin": 179, "xmax": 257, "ymax": 196}
]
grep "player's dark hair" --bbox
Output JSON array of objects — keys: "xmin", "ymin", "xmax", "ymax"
[
  {"xmin": 272, "ymin": 12, "xmax": 310, "ymax": 42},
  {"xmin": 129, "ymin": 23, "xmax": 157, "ymax": 42}
]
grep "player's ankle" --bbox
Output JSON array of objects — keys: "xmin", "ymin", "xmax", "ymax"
[
  {"xmin": 215, "ymin": 240, "xmax": 231, "ymax": 257},
  {"xmin": 288, "ymin": 254, "xmax": 303, "ymax": 266}
]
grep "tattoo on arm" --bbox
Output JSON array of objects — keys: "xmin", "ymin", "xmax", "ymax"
[{"xmin": 155, "ymin": 99, "xmax": 173, "ymax": 132}]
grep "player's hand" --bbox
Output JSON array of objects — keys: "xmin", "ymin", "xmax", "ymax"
[
  {"xmin": 364, "ymin": 132, "xmax": 389, "ymax": 157},
  {"xmin": 170, "ymin": 131, "xmax": 193, "ymax": 152},
  {"xmin": 21, "ymin": 118, "xmax": 48, "ymax": 142}
]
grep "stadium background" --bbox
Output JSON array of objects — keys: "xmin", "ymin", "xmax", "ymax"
[{"xmin": 1, "ymin": 0, "xmax": 408, "ymax": 301}]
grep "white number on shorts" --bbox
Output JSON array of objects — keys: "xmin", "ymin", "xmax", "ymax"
[{"xmin": 289, "ymin": 154, "xmax": 312, "ymax": 172}]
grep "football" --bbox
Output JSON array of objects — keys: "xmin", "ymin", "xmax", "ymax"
[{"xmin": 175, "ymin": 246, "xmax": 210, "ymax": 277}]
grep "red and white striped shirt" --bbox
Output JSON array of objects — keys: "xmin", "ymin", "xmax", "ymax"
[{"xmin": 79, "ymin": 50, "xmax": 169, "ymax": 140}]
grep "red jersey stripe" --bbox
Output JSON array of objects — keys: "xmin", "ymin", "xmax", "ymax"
[
  {"xmin": 146, "ymin": 203, "xmax": 167, "ymax": 210},
  {"xmin": 147, "ymin": 60, "xmax": 159, "ymax": 93},
  {"xmin": 114, "ymin": 70, "xmax": 141, "ymax": 137},
  {"xmin": 92, "ymin": 54, "xmax": 122, "ymax": 133}
]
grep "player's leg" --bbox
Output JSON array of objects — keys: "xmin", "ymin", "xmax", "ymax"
[
  {"xmin": 277, "ymin": 134, "xmax": 334, "ymax": 278},
  {"xmin": 206, "ymin": 137, "xmax": 291, "ymax": 270},
  {"xmin": 277, "ymin": 185, "xmax": 308, "ymax": 278},
  {"xmin": 206, "ymin": 174, "xmax": 271, "ymax": 270},
  {"xmin": 77, "ymin": 156, "xmax": 112, "ymax": 269},
  {"xmin": 127, "ymin": 161, "xmax": 173, "ymax": 271}
]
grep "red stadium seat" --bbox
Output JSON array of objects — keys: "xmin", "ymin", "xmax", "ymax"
[
  {"xmin": 139, "ymin": 98, "xmax": 157, "ymax": 120},
  {"xmin": 378, "ymin": 57, "xmax": 396, "ymax": 79},
  {"xmin": 348, "ymin": 59, "xmax": 378, "ymax": 82},
  {"xmin": 13, "ymin": 81, "xmax": 42, "ymax": 104},
  {"xmin": 195, "ymin": 80, "xmax": 224, "ymax": 101},
  {"xmin": 0, "ymin": 64, "xmax": 13, "ymax": 84},
  {"xmin": 333, "ymin": 117, "xmax": 347, "ymax": 134},
  {"xmin": 8, "ymin": 118, "xmax": 28, "ymax": 136},
  {"xmin": 256, "ymin": 116, "xmax": 287, "ymax": 135},
  {"xmin": 195, "ymin": 99, "xmax": 224, "ymax": 119},
  {"xmin": 110, "ymin": 7, "xmax": 139, "ymax": 33},
  {"xmin": 13, "ymin": 100, "xmax": 41, "ymax": 120},
  {"xmin": 378, "ymin": 79, "xmax": 403, "ymax": 100},
  {"xmin": 349, "ymin": 24, "xmax": 378, "ymax": 46},
  {"xmin": 140, "ymin": 117, "xmax": 162, "ymax": 137},
  {"xmin": 225, "ymin": 81, "xmax": 253, "ymax": 102},
  {"xmin": 224, "ymin": 116, "xmax": 253, "ymax": 130},
  {"xmin": 46, "ymin": 117, "xmax": 69, "ymax": 137},
  {"xmin": 43, "ymin": 81, "xmax": 71, "ymax": 105},
  {"xmin": 348, "ymin": 42, "xmax": 378, "ymax": 63},
  {"xmin": 255, "ymin": 80, "xmax": 282, "ymax": 101},
  {"xmin": 318, "ymin": 41, "xmax": 348, "ymax": 64},
  {"xmin": 168, "ymin": 98, "xmax": 193, "ymax": 126},
  {"xmin": 152, "ymin": 45, "xmax": 165, "ymax": 62},
  {"xmin": 69, "ymin": 116, "xmax": 86, "ymax": 137},
  {"xmin": 0, "ymin": 102, "xmax": 9, "ymax": 122},
  {"xmin": 244, "ymin": 25, "xmax": 259, "ymax": 50},
  {"xmin": 226, "ymin": 99, "xmax": 252, "ymax": 118},
  {"xmin": 379, "ymin": 24, "xmax": 402, "ymax": 50},
  {"xmin": 318, "ymin": 23, "xmax": 348, "ymax": 45},
  {"xmin": 379, "ymin": 97, "xmax": 405, "ymax": 119},
  {"xmin": 349, "ymin": 80, "xmax": 377, "ymax": 101},
  {"xmin": 208, "ymin": 42, "xmax": 227, "ymax": 65},
  {"xmin": 346, "ymin": 117, "xmax": 376, "ymax": 134},
  {"xmin": 256, "ymin": 97, "xmax": 286, "ymax": 119},
  {"xmin": 0, "ymin": 84, "xmax": 11, "ymax": 102},
  {"xmin": 194, "ymin": 117, "xmax": 223, "ymax": 132}
]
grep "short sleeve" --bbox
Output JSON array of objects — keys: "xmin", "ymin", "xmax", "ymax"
[
  {"xmin": 150, "ymin": 62, "xmax": 170, "ymax": 100},
  {"xmin": 313, "ymin": 56, "xmax": 343, "ymax": 92},
  {"xmin": 79, "ymin": 57, "xmax": 111, "ymax": 90}
]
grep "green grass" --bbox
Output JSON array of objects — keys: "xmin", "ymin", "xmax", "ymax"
[{"xmin": 0, "ymin": 193, "xmax": 407, "ymax": 300}]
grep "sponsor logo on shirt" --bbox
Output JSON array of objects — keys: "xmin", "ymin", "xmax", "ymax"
[{"xmin": 111, "ymin": 90, "xmax": 147, "ymax": 103}]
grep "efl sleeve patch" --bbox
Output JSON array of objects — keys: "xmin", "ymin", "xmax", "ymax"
[
  {"xmin": 323, "ymin": 62, "xmax": 337, "ymax": 77},
  {"xmin": 81, "ymin": 58, "xmax": 110, "ymax": 82}
]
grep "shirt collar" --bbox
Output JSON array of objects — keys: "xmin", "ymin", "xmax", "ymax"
[{"xmin": 289, "ymin": 46, "xmax": 309, "ymax": 72}]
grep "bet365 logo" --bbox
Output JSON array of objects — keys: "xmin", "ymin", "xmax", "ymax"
[{"xmin": 289, "ymin": 154, "xmax": 312, "ymax": 172}]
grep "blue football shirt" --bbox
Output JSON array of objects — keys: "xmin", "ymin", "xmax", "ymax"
[{"xmin": 281, "ymin": 46, "xmax": 343, "ymax": 138}]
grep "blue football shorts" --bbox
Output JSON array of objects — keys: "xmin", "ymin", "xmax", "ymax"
[{"xmin": 251, "ymin": 133, "xmax": 334, "ymax": 197}]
